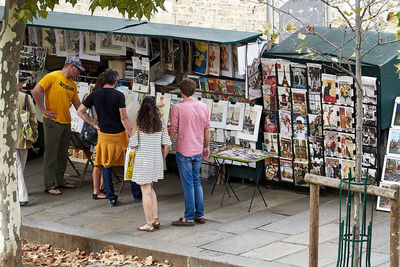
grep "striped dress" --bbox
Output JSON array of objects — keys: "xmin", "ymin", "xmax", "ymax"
[{"xmin": 129, "ymin": 128, "xmax": 172, "ymax": 185}]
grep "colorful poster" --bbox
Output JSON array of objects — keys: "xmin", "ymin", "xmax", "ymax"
[
  {"xmin": 261, "ymin": 58, "xmax": 277, "ymax": 84},
  {"xmin": 341, "ymin": 160, "xmax": 355, "ymax": 179},
  {"xmin": 324, "ymin": 131, "xmax": 340, "ymax": 158},
  {"xmin": 265, "ymin": 157, "xmax": 279, "ymax": 181},
  {"xmin": 382, "ymin": 156, "xmax": 400, "ymax": 183},
  {"xmin": 280, "ymin": 158, "xmax": 293, "ymax": 182},
  {"xmin": 293, "ymin": 138, "xmax": 308, "ymax": 163},
  {"xmin": 325, "ymin": 157, "xmax": 341, "ymax": 179},
  {"xmin": 193, "ymin": 42, "xmax": 208, "ymax": 74},
  {"xmin": 276, "ymin": 59, "xmax": 291, "ymax": 86},
  {"xmin": 323, "ymin": 104, "xmax": 339, "ymax": 130},
  {"xmin": 392, "ymin": 101, "xmax": 400, "ymax": 128},
  {"xmin": 208, "ymin": 44, "xmax": 221, "ymax": 76},
  {"xmin": 292, "ymin": 89, "xmax": 307, "ymax": 114},
  {"xmin": 279, "ymin": 134, "xmax": 293, "ymax": 159},
  {"xmin": 337, "ymin": 76, "xmax": 353, "ymax": 106},
  {"xmin": 340, "ymin": 133, "xmax": 355, "ymax": 159},
  {"xmin": 291, "ymin": 63, "xmax": 307, "ymax": 89},
  {"xmin": 263, "ymin": 111, "xmax": 278, "ymax": 133},
  {"xmin": 277, "ymin": 86, "xmax": 291, "ymax": 111},
  {"xmin": 293, "ymin": 114, "xmax": 308, "ymax": 138},
  {"xmin": 279, "ymin": 110, "xmax": 292, "ymax": 135},
  {"xmin": 262, "ymin": 76, "xmax": 277, "ymax": 110},
  {"xmin": 307, "ymin": 63, "xmax": 321, "ymax": 92},
  {"xmin": 322, "ymin": 73, "xmax": 337, "ymax": 104},
  {"xmin": 387, "ymin": 129, "xmax": 400, "ymax": 156},
  {"xmin": 338, "ymin": 106, "xmax": 354, "ymax": 133},
  {"xmin": 220, "ymin": 45, "xmax": 234, "ymax": 77},
  {"xmin": 294, "ymin": 162, "xmax": 309, "ymax": 186}
]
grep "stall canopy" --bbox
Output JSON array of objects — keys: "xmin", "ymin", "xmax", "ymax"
[
  {"xmin": 263, "ymin": 26, "xmax": 400, "ymax": 129},
  {"xmin": 0, "ymin": 6, "xmax": 261, "ymax": 44}
]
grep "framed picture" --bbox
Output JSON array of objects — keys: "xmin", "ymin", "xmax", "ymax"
[
  {"xmin": 341, "ymin": 159, "xmax": 355, "ymax": 179},
  {"xmin": 362, "ymin": 126, "xmax": 377, "ymax": 147},
  {"xmin": 337, "ymin": 76, "xmax": 354, "ymax": 106},
  {"xmin": 325, "ymin": 157, "xmax": 341, "ymax": 179},
  {"xmin": 340, "ymin": 133, "xmax": 355, "ymax": 159},
  {"xmin": 377, "ymin": 182, "xmax": 391, "ymax": 212},
  {"xmin": 290, "ymin": 63, "xmax": 307, "ymax": 89},
  {"xmin": 262, "ymin": 82, "xmax": 277, "ymax": 111},
  {"xmin": 112, "ymin": 34, "xmax": 135, "ymax": 49},
  {"xmin": 265, "ymin": 157, "xmax": 279, "ymax": 181},
  {"xmin": 263, "ymin": 111, "xmax": 278, "ymax": 133},
  {"xmin": 263, "ymin": 133, "xmax": 279, "ymax": 154},
  {"xmin": 294, "ymin": 162, "xmax": 309, "ymax": 186},
  {"xmin": 261, "ymin": 58, "xmax": 276, "ymax": 84},
  {"xmin": 280, "ymin": 158, "xmax": 293, "ymax": 182},
  {"xmin": 363, "ymin": 146, "xmax": 377, "ymax": 168},
  {"xmin": 277, "ymin": 86, "xmax": 291, "ymax": 111},
  {"xmin": 307, "ymin": 63, "xmax": 321, "ymax": 92},
  {"xmin": 135, "ymin": 36, "xmax": 150, "ymax": 56},
  {"xmin": 310, "ymin": 161, "xmax": 324, "ymax": 176},
  {"xmin": 292, "ymin": 89, "xmax": 307, "ymax": 114},
  {"xmin": 132, "ymin": 56, "xmax": 150, "ymax": 93},
  {"xmin": 309, "ymin": 92, "xmax": 322, "ymax": 114},
  {"xmin": 237, "ymin": 104, "xmax": 263, "ymax": 142},
  {"xmin": 65, "ymin": 30, "xmax": 80, "ymax": 56},
  {"xmin": 208, "ymin": 44, "xmax": 221, "ymax": 76},
  {"xmin": 226, "ymin": 102, "xmax": 245, "ymax": 131},
  {"xmin": 276, "ymin": 59, "xmax": 291, "ymax": 86},
  {"xmin": 362, "ymin": 104, "xmax": 377, "ymax": 126},
  {"xmin": 382, "ymin": 156, "xmax": 400, "ymax": 183},
  {"xmin": 79, "ymin": 32, "xmax": 100, "ymax": 61},
  {"xmin": 220, "ymin": 45, "xmax": 234, "ymax": 77},
  {"xmin": 387, "ymin": 129, "xmax": 400, "ymax": 156},
  {"xmin": 193, "ymin": 41, "xmax": 208, "ymax": 75},
  {"xmin": 42, "ymin": 28, "xmax": 56, "ymax": 55},
  {"xmin": 279, "ymin": 110, "xmax": 292, "ymax": 135},
  {"xmin": 96, "ymin": 33, "xmax": 126, "ymax": 56},
  {"xmin": 361, "ymin": 76, "xmax": 377, "ymax": 105},
  {"xmin": 391, "ymin": 98, "xmax": 400, "ymax": 128},
  {"xmin": 324, "ymin": 131, "xmax": 340, "ymax": 158},
  {"xmin": 156, "ymin": 93, "xmax": 172, "ymax": 126},
  {"xmin": 323, "ymin": 104, "xmax": 339, "ymax": 130},
  {"xmin": 293, "ymin": 114, "xmax": 308, "ymax": 139},
  {"xmin": 279, "ymin": 134, "xmax": 293, "ymax": 159},
  {"xmin": 293, "ymin": 138, "xmax": 308, "ymax": 163},
  {"xmin": 55, "ymin": 29, "xmax": 66, "ymax": 57},
  {"xmin": 210, "ymin": 101, "xmax": 228, "ymax": 129},
  {"xmin": 322, "ymin": 73, "xmax": 337, "ymax": 104},
  {"xmin": 308, "ymin": 114, "xmax": 322, "ymax": 136}
]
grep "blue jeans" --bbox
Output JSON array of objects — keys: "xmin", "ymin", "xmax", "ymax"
[
  {"xmin": 176, "ymin": 152, "xmax": 204, "ymax": 222},
  {"xmin": 130, "ymin": 181, "xmax": 142, "ymax": 199},
  {"xmin": 102, "ymin": 167, "xmax": 117, "ymax": 201}
]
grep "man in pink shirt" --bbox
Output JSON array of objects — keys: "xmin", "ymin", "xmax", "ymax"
[{"xmin": 169, "ymin": 78, "xmax": 210, "ymax": 226}]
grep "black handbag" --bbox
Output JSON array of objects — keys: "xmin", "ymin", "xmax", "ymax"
[{"xmin": 80, "ymin": 108, "xmax": 98, "ymax": 146}]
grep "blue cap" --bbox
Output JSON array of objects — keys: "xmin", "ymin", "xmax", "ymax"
[
  {"xmin": 65, "ymin": 56, "xmax": 85, "ymax": 71},
  {"xmin": 18, "ymin": 72, "xmax": 26, "ymax": 82}
]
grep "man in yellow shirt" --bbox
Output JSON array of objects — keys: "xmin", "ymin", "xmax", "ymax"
[{"xmin": 32, "ymin": 56, "xmax": 85, "ymax": 195}]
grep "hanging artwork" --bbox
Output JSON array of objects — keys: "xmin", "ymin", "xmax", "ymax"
[
  {"xmin": 265, "ymin": 157, "xmax": 279, "ymax": 181},
  {"xmin": 293, "ymin": 114, "xmax": 308, "ymax": 138},
  {"xmin": 290, "ymin": 63, "xmax": 307, "ymax": 89},
  {"xmin": 263, "ymin": 111, "xmax": 278, "ymax": 133},
  {"xmin": 208, "ymin": 44, "xmax": 221, "ymax": 76},
  {"xmin": 20, "ymin": 46, "xmax": 46, "ymax": 71},
  {"xmin": 292, "ymin": 89, "xmax": 307, "ymax": 114},
  {"xmin": 210, "ymin": 101, "xmax": 228, "ymax": 129},
  {"xmin": 200, "ymin": 98, "xmax": 213, "ymax": 119},
  {"xmin": 279, "ymin": 110, "xmax": 292, "ymax": 135},
  {"xmin": 262, "ymin": 79, "xmax": 277, "ymax": 111},
  {"xmin": 325, "ymin": 157, "xmax": 341, "ymax": 179},
  {"xmin": 96, "ymin": 33, "xmax": 126, "ymax": 56},
  {"xmin": 309, "ymin": 93, "xmax": 322, "ymax": 114},
  {"xmin": 387, "ymin": 129, "xmax": 400, "ymax": 156},
  {"xmin": 362, "ymin": 104, "xmax": 377, "ymax": 126},
  {"xmin": 276, "ymin": 59, "xmax": 291, "ymax": 86},
  {"xmin": 156, "ymin": 93, "xmax": 172, "ymax": 126},
  {"xmin": 293, "ymin": 138, "xmax": 308, "ymax": 163},
  {"xmin": 279, "ymin": 134, "xmax": 293, "ymax": 159},
  {"xmin": 280, "ymin": 158, "xmax": 293, "ymax": 182},
  {"xmin": 220, "ymin": 45, "xmax": 234, "ymax": 77},
  {"xmin": 294, "ymin": 162, "xmax": 309, "ymax": 186},
  {"xmin": 112, "ymin": 34, "xmax": 135, "ymax": 49},
  {"xmin": 310, "ymin": 161, "xmax": 324, "ymax": 176},
  {"xmin": 79, "ymin": 32, "xmax": 100, "ymax": 61},
  {"xmin": 391, "ymin": 99, "xmax": 400, "ymax": 128},
  {"xmin": 309, "ymin": 136, "xmax": 324, "ymax": 161},
  {"xmin": 362, "ymin": 146, "xmax": 377, "ymax": 168},
  {"xmin": 263, "ymin": 133, "xmax": 279, "ymax": 154},
  {"xmin": 323, "ymin": 104, "xmax": 339, "ymax": 130},
  {"xmin": 340, "ymin": 133, "xmax": 355, "ymax": 159},
  {"xmin": 132, "ymin": 56, "xmax": 150, "ymax": 93},
  {"xmin": 338, "ymin": 106, "xmax": 354, "ymax": 133},
  {"xmin": 307, "ymin": 63, "xmax": 321, "ymax": 92},
  {"xmin": 65, "ymin": 30, "xmax": 80, "ymax": 56},
  {"xmin": 161, "ymin": 39, "xmax": 174, "ymax": 71},
  {"xmin": 362, "ymin": 126, "xmax": 377, "ymax": 147},
  {"xmin": 135, "ymin": 36, "xmax": 150, "ymax": 56},
  {"xmin": 362, "ymin": 168, "xmax": 377, "ymax": 180},
  {"xmin": 28, "ymin": 27, "xmax": 39, "ymax": 46},
  {"xmin": 337, "ymin": 76, "xmax": 354, "ymax": 106},
  {"xmin": 248, "ymin": 58, "xmax": 262, "ymax": 100},
  {"xmin": 277, "ymin": 86, "xmax": 291, "ymax": 111},
  {"xmin": 193, "ymin": 42, "xmax": 208, "ymax": 75},
  {"xmin": 233, "ymin": 44, "xmax": 245, "ymax": 79},
  {"xmin": 376, "ymin": 182, "xmax": 391, "ymax": 212},
  {"xmin": 237, "ymin": 104, "xmax": 263, "ymax": 141},
  {"xmin": 324, "ymin": 131, "xmax": 340, "ymax": 157},
  {"xmin": 308, "ymin": 114, "xmax": 323, "ymax": 136},
  {"xmin": 55, "ymin": 29, "xmax": 66, "ymax": 57},
  {"xmin": 322, "ymin": 73, "xmax": 337, "ymax": 104},
  {"xmin": 226, "ymin": 102, "xmax": 245, "ymax": 131},
  {"xmin": 42, "ymin": 28, "xmax": 56, "ymax": 55},
  {"xmin": 341, "ymin": 160, "xmax": 355, "ymax": 179},
  {"xmin": 382, "ymin": 156, "xmax": 400, "ymax": 183},
  {"xmin": 361, "ymin": 76, "xmax": 377, "ymax": 105},
  {"xmin": 261, "ymin": 58, "xmax": 277, "ymax": 84}
]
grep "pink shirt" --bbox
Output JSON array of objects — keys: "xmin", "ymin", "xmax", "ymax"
[{"xmin": 169, "ymin": 97, "xmax": 210, "ymax": 157}]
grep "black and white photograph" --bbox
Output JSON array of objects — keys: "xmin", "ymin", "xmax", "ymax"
[
  {"xmin": 325, "ymin": 157, "xmax": 341, "ymax": 179},
  {"xmin": 225, "ymin": 130, "xmax": 237, "ymax": 145},
  {"xmin": 310, "ymin": 161, "xmax": 324, "ymax": 176},
  {"xmin": 277, "ymin": 86, "xmax": 291, "ymax": 111},
  {"xmin": 226, "ymin": 102, "xmax": 245, "ymax": 131},
  {"xmin": 324, "ymin": 131, "xmax": 340, "ymax": 158},
  {"xmin": 248, "ymin": 53, "xmax": 262, "ymax": 100},
  {"xmin": 362, "ymin": 126, "xmax": 377, "ymax": 147},
  {"xmin": 55, "ymin": 29, "xmax": 66, "ymax": 57},
  {"xmin": 293, "ymin": 114, "xmax": 308, "ymax": 138},
  {"xmin": 309, "ymin": 93, "xmax": 322, "ymax": 114},
  {"xmin": 290, "ymin": 63, "xmax": 307, "ymax": 89},
  {"xmin": 309, "ymin": 136, "xmax": 323, "ymax": 161},
  {"xmin": 132, "ymin": 56, "xmax": 150, "ymax": 93},
  {"xmin": 341, "ymin": 160, "xmax": 355, "ymax": 179},
  {"xmin": 307, "ymin": 63, "xmax": 321, "ymax": 92},
  {"xmin": 362, "ymin": 168, "xmax": 377, "ymax": 180},
  {"xmin": 112, "ymin": 34, "xmax": 135, "ymax": 49},
  {"xmin": 237, "ymin": 104, "xmax": 263, "ymax": 142},
  {"xmin": 83, "ymin": 32, "xmax": 97, "ymax": 55},
  {"xmin": 279, "ymin": 134, "xmax": 293, "ymax": 159},
  {"xmin": 279, "ymin": 110, "xmax": 292, "ymax": 135},
  {"xmin": 210, "ymin": 101, "xmax": 228, "ymax": 129},
  {"xmin": 263, "ymin": 133, "xmax": 279, "ymax": 154},
  {"xmin": 135, "ymin": 36, "xmax": 150, "ymax": 56},
  {"xmin": 387, "ymin": 129, "xmax": 400, "ymax": 156},
  {"xmin": 276, "ymin": 59, "xmax": 291, "ymax": 87},
  {"xmin": 377, "ymin": 182, "xmax": 391, "ymax": 212},
  {"xmin": 337, "ymin": 76, "xmax": 354, "ymax": 106},
  {"xmin": 322, "ymin": 73, "xmax": 337, "ymax": 104},
  {"xmin": 161, "ymin": 39, "xmax": 174, "ymax": 71},
  {"xmin": 340, "ymin": 133, "xmax": 355, "ymax": 159},
  {"xmin": 363, "ymin": 104, "xmax": 377, "ymax": 126},
  {"xmin": 294, "ymin": 162, "xmax": 309, "ymax": 186},
  {"xmin": 362, "ymin": 76, "xmax": 377, "ymax": 105},
  {"xmin": 280, "ymin": 158, "xmax": 293, "ymax": 182},
  {"xmin": 20, "ymin": 46, "xmax": 47, "ymax": 71},
  {"xmin": 65, "ymin": 30, "xmax": 80, "ymax": 56},
  {"xmin": 265, "ymin": 157, "xmax": 279, "ymax": 181},
  {"xmin": 323, "ymin": 104, "xmax": 339, "ymax": 130},
  {"xmin": 293, "ymin": 138, "xmax": 308, "ymax": 163},
  {"xmin": 362, "ymin": 146, "xmax": 377, "ymax": 168},
  {"xmin": 382, "ymin": 156, "xmax": 400, "ymax": 183},
  {"xmin": 308, "ymin": 114, "xmax": 322, "ymax": 136},
  {"xmin": 42, "ymin": 28, "xmax": 56, "ymax": 55},
  {"xmin": 96, "ymin": 33, "xmax": 126, "ymax": 56}
]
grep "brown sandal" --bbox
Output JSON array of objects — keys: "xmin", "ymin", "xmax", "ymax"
[
  {"xmin": 137, "ymin": 223, "xmax": 154, "ymax": 232},
  {"xmin": 151, "ymin": 217, "xmax": 160, "ymax": 228}
]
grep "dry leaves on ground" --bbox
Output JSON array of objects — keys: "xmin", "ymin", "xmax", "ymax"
[{"xmin": 22, "ymin": 240, "xmax": 172, "ymax": 266}]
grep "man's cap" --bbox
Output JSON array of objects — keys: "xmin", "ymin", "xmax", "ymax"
[
  {"xmin": 65, "ymin": 56, "xmax": 85, "ymax": 71},
  {"xmin": 18, "ymin": 72, "xmax": 27, "ymax": 82}
]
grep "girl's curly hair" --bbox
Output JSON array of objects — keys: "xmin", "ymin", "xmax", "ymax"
[{"xmin": 137, "ymin": 96, "xmax": 162, "ymax": 134}]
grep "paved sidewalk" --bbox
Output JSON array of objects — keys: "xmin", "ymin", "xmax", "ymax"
[{"xmin": 21, "ymin": 156, "xmax": 391, "ymax": 266}]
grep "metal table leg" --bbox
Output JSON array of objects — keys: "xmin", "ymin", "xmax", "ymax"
[{"xmin": 248, "ymin": 162, "xmax": 267, "ymax": 212}]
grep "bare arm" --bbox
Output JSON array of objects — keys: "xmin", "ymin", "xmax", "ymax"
[
  {"xmin": 119, "ymin": 108, "xmax": 132, "ymax": 137},
  {"xmin": 77, "ymin": 104, "xmax": 100, "ymax": 130},
  {"xmin": 31, "ymin": 84, "xmax": 56, "ymax": 119},
  {"xmin": 72, "ymin": 98, "xmax": 81, "ymax": 111},
  {"xmin": 162, "ymin": 123, "xmax": 170, "ymax": 159},
  {"xmin": 203, "ymin": 128, "xmax": 210, "ymax": 159}
]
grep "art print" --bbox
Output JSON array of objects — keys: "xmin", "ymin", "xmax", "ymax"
[
  {"xmin": 307, "ymin": 63, "xmax": 321, "ymax": 92},
  {"xmin": 293, "ymin": 114, "xmax": 308, "ymax": 138},
  {"xmin": 200, "ymin": 98, "xmax": 213, "ymax": 118},
  {"xmin": 233, "ymin": 81, "xmax": 245, "ymax": 96},
  {"xmin": 322, "ymin": 73, "xmax": 337, "ymax": 104},
  {"xmin": 248, "ymin": 57, "xmax": 262, "ymax": 100},
  {"xmin": 337, "ymin": 76, "xmax": 354, "ymax": 106},
  {"xmin": 290, "ymin": 63, "xmax": 307, "ymax": 89},
  {"xmin": 362, "ymin": 126, "xmax": 377, "ymax": 147},
  {"xmin": 156, "ymin": 93, "xmax": 172, "ymax": 126},
  {"xmin": 208, "ymin": 44, "xmax": 221, "ymax": 76},
  {"xmin": 226, "ymin": 102, "xmax": 245, "ymax": 131},
  {"xmin": 279, "ymin": 134, "xmax": 293, "ymax": 159},
  {"xmin": 309, "ymin": 136, "xmax": 324, "ymax": 161},
  {"xmin": 28, "ymin": 27, "xmax": 39, "ymax": 46},
  {"xmin": 340, "ymin": 133, "xmax": 355, "ymax": 159},
  {"xmin": 233, "ymin": 45, "xmax": 245, "ymax": 79},
  {"xmin": 225, "ymin": 130, "xmax": 238, "ymax": 145},
  {"xmin": 20, "ymin": 46, "xmax": 46, "ymax": 71},
  {"xmin": 112, "ymin": 34, "xmax": 135, "ymax": 49},
  {"xmin": 237, "ymin": 104, "xmax": 263, "ymax": 141},
  {"xmin": 279, "ymin": 110, "xmax": 292, "ymax": 135},
  {"xmin": 78, "ymin": 32, "xmax": 100, "ymax": 61},
  {"xmin": 265, "ymin": 157, "xmax": 279, "ymax": 181},
  {"xmin": 387, "ymin": 129, "xmax": 400, "ymax": 156},
  {"xmin": 292, "ymin": 89, "xmax": 307, "ymax": 114},
  {"xmin": 338, "ymin": 106, "xmax": 354, "ymax": 133},
  {"xmin": 362, "ymin": 146, "xmax": 377, "ymax": 168},
  {"xmin": 55, "ymin": 29, "xmax": 66, "ymax": 57},
  {"xmin": 135, "ymin": 36, "xmax": 150, "ymax": 56},
  {"xmin": 77, "ymin": 82, "xmax": 90, "ymax": 102},
  {"xmin": 362, "ymin": 168, "xmax": 377, "ymax": 180},
  {"xmin": 277, "ymin": 86, "xmax": 291, "ymax": 111},
  {"xmin": 207, "ymin": 78, "xmax": 217, "ymax": 93},
  {"xmin": 308, "ymin": 114, "xmax": 322, "ymax": 136},
  {"xmin": 263, "ymin": 133, "xmax": 279, "ymax": 154},
  {"xmin": 293, "ymin": 138, "xmax": 308, "ymax": 163},
  {"xmin": 294, "ymin": 162, "xmax": 309, "ymax": 186},
  {"xmin": 263, "ymin": 111, "xmax": 278, "ymax": 133},
  {"xmin": 210, "ymin": 101, "xmax": 228, "ymax": 129},
  {"xmin": 341, "ymin": 160, "xmax": 355, "ymax": 179},
  {"xmin": 160, "ymin": 39, "xmax": 174, "ymax": 71},
  {"xmin": 132, "ymin": 56, "xmax": 150, "ymax": 93},
  {"xmin": 261, "ymin": 58, "xmax": 276, "ymax": 84},
  {"xmin": 42, "ymin": 28, "xmax": 56, "ymax": 55},
  {"xmin": 362, "ymin": 76, "xmax": 377, "ymax": 105},
  {"xmin": 96, "ymin": 33, "xmax": 126, "ymax": 56},
  {"xmin": 193, "ymin": 42, "xmax": 208, "ymax": 75},
  {"xmin": 276, "ymin": 59, "xmax": 291, "ymax": 87},
  {"xmin": 323, "ymin": 104, "xmax": 339, "ymax": 130},
  {"xmin": 309, "ymin": 93, "xmax": 322, "ymax": 114},
  {"xmin": 83, "ymin": 32, "xmax": 97, "ymax": 55},
  {"xmin": 391, "ymin": 100, "xmax": 400, "ymax": 128},
  {"xmin": 262, "ymin": 79, "xmax": 277, "ymax": 110},
  {"xmin": 220, "ymin": 45, "xmax": 234, "ymax": 77},
  {"xmin": 324, "ymin": 131, "xmax": 340, "ymax": 157},
  {"xmin": 280, "ymin": 158, "xmax": 293, "ymax": 182},
  {"xmin": 377, "ymin": 183, "xmax": 391, "ymax": 212},
  {"xmin": 65, "ymin": 30, "xmax": 80, "ymax": 56},
  {"xmin": 225, "ymin": 80, "xmax": 236, "ymax": 95},
  {"xmin": 217, "ymin": 79, "xmax": 228, "ymax": 95},
  {"xmin": 310, "ymin": 161, "xmax": 324, "ymax": 176},
  {"xmin": 325, "ymin": 157, "xmax": 341, "ymax": 179},
  {"xmin": 382, "ymin": 156, "xmax": 400, "ymax": 183},
  {"xmin": 363, "ymin": 104, "xmax": 377, "ymax": 126}
]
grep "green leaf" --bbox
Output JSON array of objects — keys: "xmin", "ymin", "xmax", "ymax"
[
  {"xmin": 395, "ymin": 11, "xmax": 400, "ymax": 26},
  {"xmin": 354, "ymin": 8, "xmax": 362, "ymax": 14},
  {"xmin": 343, "ymin": 10, "xmax": 353, "ymax": 16},
  {"xmin": 299, "ymin": 41, "xmax": 308, "ymax": 46},
  {"xmin": 396, "ymin": 30, "xmax": 400, "ymax": 41}
]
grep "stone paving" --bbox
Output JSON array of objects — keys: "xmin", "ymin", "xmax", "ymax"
[{"xmin": 21, "ymin": 156, "xmax": 392, "ymax": 266}]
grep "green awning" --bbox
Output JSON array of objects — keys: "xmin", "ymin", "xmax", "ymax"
[{"xmin": 0, "ymin": 6, "xmax": 261, "ymax": 44}]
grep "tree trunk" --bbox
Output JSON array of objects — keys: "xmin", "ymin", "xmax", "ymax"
[{"xmin": 0, "ymin": 0, "xmax": 26, "ymax": 266}]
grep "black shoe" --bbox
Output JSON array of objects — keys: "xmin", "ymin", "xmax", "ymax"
[
  {"xmin": 109, "ymin": 199, "xmax": 117, "ymax": 207},
  {"xmin": 19, "ymin": 201, "xmax": 27, "ymax": 206}
]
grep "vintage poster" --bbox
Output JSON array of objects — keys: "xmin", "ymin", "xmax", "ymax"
[
  {"xmin": 280, "ymin": 158, "xmax": 293, "ymax": 182},
  {"xmin": 290, "ymin": 63, "xmax": 307, "ymax": 89},
  {"xmin": 307, "ymin": 63, "xmax": 321, "ymax": 92},
  {"xmin": 112, "ymin": 34, "xmax": 135, "ymax": 49},
  {"xmin": 279, "ymin": 134, "xmax": 293, "ymax": 159},
  {"xmin": 42, "ymin": 28, "xmax": 56, "ymax": 55},
  {"xmin": 208, "ymin": 44, "xmax": 221, "ymax": 76},
  {"xmin": 362, "ymin": 146, "xmax": 377, "ymax": 168},
  {"xmin": 387, "ymin": 129, "xmax": 400, "ymax": 156},
  {"xmin": 323, "ymin": 104, "xmax": 339, "ymax": 130},
  {"xmin": 210, "ymin": 101, "xmax": 228, "ymax": 129},
  {"xmin": 308, "ymin": 114, "xmax": 322, "ymax": 136},
  {"xmin": 262, "ymin": 77, "xmax": 277, "ymax": 111},
  {"xmin": 292, "ymin": 89, "xmax": 307, "ymax": 114},
  {"xmin": 193, "ymin": 42, "xmax": 208, "ymax": 75},
  {"xmin": 363, "ymin": 104, "xmax": 377, "ymax": 126},
  {"xmin": 325, "ymin": 157, "xmax": 341, "ymax": 179},
  {"xmin": 263, "ymin": 133, "xmax": 279, "ymax": 154},
  {"xmin": 156, "ymin": 93, "xmax": 172, "ymax": 126},
  {"xmin": 322, "ymin": 73, "xmax": 337, "ymax": 104},
  {"xmin": 340, "ymin": 133, "xmax": 355, "ymax": 159},
  {"xmin": 361, "ymin": 76, "xmax": 377, "ymax": 105},
  {"xmin": 263, "ymin": 111, "xmax": 278, "ymax": 133},
  {"xmin": 382, "ymin": 156, "xmax": 400, "ymax": 183},
  {"xmin": 135, "ymin": 36, "xmax": 150, "ymax": 56},
  {"xmin": 220, "ymin": 45, "xmax": 234, "ymax": 77},
  {"xmin": 310, "ymin": 161, "xmax": 324, "ymax": 176},
  {"xmin": 236, "ymin": 104, "xmax": 263, "ymax": 142},
  {"xmin": 391, "ymin": 101, "xmax": 400, "ymax": 128},
  {"xmin": 324, "ymin": 131, "xmax": 340, "ymax": 158},
  {"xmin": 293, "ymin": 114, "xmax": 308, "ymax": 139},
  {"xmin": 96, "ymin": 33, "xmax": 126, "ymax": 56},
  {"xmin": 294, "ymin": 162, "xmax": 309, "ymax": 186},
  {"xmin": 55, "ymin": 29, "xmax": 66, "ymax": 57},
  {"xmin": 377, "ymin": 182, "xmax": 391, "ymax": 212},
  {"xmin": 337, "ymin": 76, "xmax": 354, "ymax": 106},
  {"xmin": 279, "ymin": 110, "xmax": 292, "ymax": 135},
  {"xmin": 276, "ymin": 59, "xmax": 291, "ymax": 87},
  {"xmin": 362, "ymin": 126, "xmax": 377, "ymax": 147},
  {"xmin": 309, "ymin": 136, "xmax": 324, "ymax": 161},
  {"xmin": 277, "ymin": 86, "xmax": 291, "ymax": 111},
  {"xmin": 83, "ymin": 32, "xmax": 97, "ymax": 55},
  {"xmin": 226, "ymin": 102, "xmax": 245, "ymax": 131},
  {"xmin": 65, "ymin": 30, "xmax": 80, "ymax": 56},
  {"xmin": 132, "ymin": 56, "xmax": 150, "ymax": 93},
  {"xmin": 161, "ymin": 39, "xmax": 174, "ymax": 71},
  {"xmin": 309, "ymin": 93, "xmax": 322, "ymax": 114},
  {"xmin": 293, "ymin": 138, "xmax": 308, "ymax": 163},
  {"xmin": 265, "ymin": 157, "xmax": 279, "ymax": 181},
  {"xmin": 261, "ymin": 58, "xmax": 277, "ymax": 84},
  {"xmin": 233, "ymin": 81, "xmax": 246, "ymax": 96},
  {"xmin": 341, "ymin": 160, "xmax": 355, "ymax": 179},
  {"xmin": 338, "ymin": 106, "xmax": 354, "ymax": 133},
  {"xmin": 362, "ymin": 168, "xmax": 377, "ymax": 180}
]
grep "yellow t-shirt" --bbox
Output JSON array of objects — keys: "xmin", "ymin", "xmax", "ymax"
[{"xmin": 38, "ymin": 70, "xmax": 79, "ymax": 124}]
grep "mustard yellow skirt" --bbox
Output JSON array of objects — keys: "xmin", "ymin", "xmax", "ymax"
[{"xmin": 94, "ymin": 131, "xmax": 128, "ymax": 168}]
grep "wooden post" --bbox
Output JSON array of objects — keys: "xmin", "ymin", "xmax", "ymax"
[
  {"xmin": 309, "ymin": 183, "xmax": 320, "ymax": 267},
  {"xmin": 390, "ymin": 184, "xmax": 400, "ymax": 267}
]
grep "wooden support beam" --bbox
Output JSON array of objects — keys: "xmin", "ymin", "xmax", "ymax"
[{"xmin": 309, "ymin": 183, "xmax": 319, "ymax": 267}]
